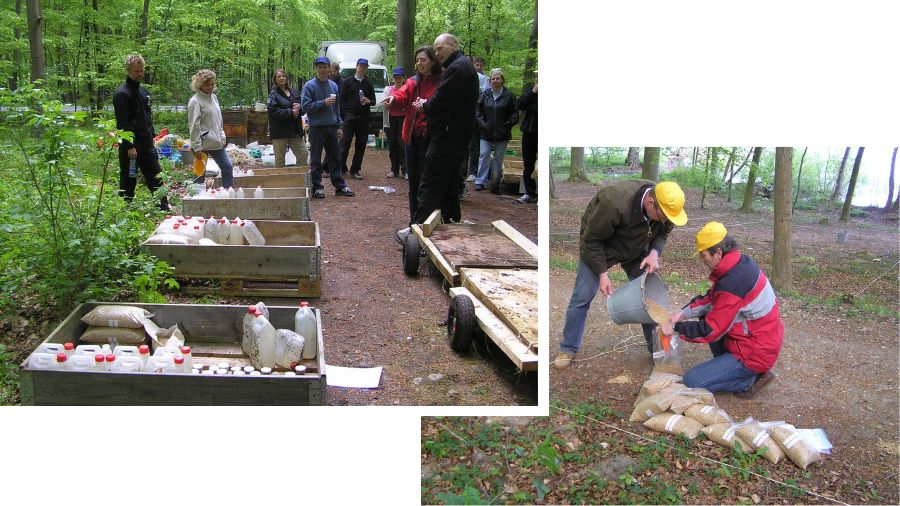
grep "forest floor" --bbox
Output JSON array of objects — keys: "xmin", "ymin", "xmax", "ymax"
[
  {"xmin": 421, "ymin": 179, "xmax": 899, "ymax": 504},
  {"xmin": 0, "ymin": 148, "xmax": 538, "ymax": 406}
]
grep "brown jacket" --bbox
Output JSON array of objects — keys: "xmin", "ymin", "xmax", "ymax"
[{"xmin": 579, "ymin": 179, "xmax": 674, "ymax": 275}]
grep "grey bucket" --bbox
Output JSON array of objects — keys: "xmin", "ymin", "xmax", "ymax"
[{"xmin": 606, "ymin": 271, "xmax": 671, "ymax": 325}]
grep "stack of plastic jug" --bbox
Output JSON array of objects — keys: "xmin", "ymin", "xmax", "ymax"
[
  {"xmin": 294, "ymin": 301, "xmax": 317, "ymax": 359},
  {"xmin": 247, "ymin": 310, "xmax": 277, "ymax": 369}
]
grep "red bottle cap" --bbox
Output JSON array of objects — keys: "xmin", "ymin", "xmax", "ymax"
[
  {"xmin": 173, "ymin": 223, "xmax": 181, "ymax": 229},
  {"xmin": 174, "ymin": 356, "xmax": 184, "ymax": 364},
  {"xmin": 300, "ymin": 301, "xmax": 309, "ymax": 308},
  {"xmin": 185, "ymin": 216, "xmax": 192, "ymax": 220},
  {"xmin": 194, "ymin": 225, "xmax": 200, "ymax": 230},
  {"xmin": 248, "ymin": 307, "xmax": 256, "ymax": 313},
  {"xmin": 219, "ymin": 219, "xmax": 226, "ymax": 224},
  {"xmin": 95, "ymin": 354, "xmax": 105, "ymax": 363},
  {"xmin": 165, "ymin": 215, "xmax": 172, "ymax": 219},
  {"xmin": 180, "ymin": 346, "xmax": 191, "ymax": 355},
  {"xmin": 290, "ymin": 361, "xmax": 299, "ymax": 369},
  {"xmin": 64, "ymin": 342, "xmax": 75, "ymax": 351},
  {"xmin": 56, "ymin": 352, "xmax": 67, "ymax": 362},
  {"xmin": 105, "ymin": 354, "xmax": 116, "ymax": 362},
  {"xmin": 139, "ymin": 344, "xmax": 150, "ymax": 354}
]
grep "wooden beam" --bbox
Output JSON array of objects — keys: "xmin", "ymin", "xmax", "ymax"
[
  {"xmin": 491, "ymin": 220, "xmax": 538, "ymax": 260},
  {"xmin": 412, "ymin": 224, "xmax": 458, "ymax": 286},
  {"xmin": 422, "ymin": 209, "xmax": 443, "ymax": 237},
  {"xmin": 460, "ymin": 268, "xmax": 538, "ymax": 348}
]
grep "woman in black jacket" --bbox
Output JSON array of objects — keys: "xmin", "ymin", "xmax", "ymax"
[
  {"xmin": 267, "ymin": 69, "xmax": 306, "ymax": 167},
  {"xmin": 473, "ymin": 68, "xmax": 519, "ymax": 191}
]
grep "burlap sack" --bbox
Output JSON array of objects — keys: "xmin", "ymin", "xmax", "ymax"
[
  {"xmin": 734, "ymin": 422, "xmax": 785, "ymax": 464},
  {"xmin": 701, "ymin": 423, "xmax": 750, "ymax": 450},
  {"xmin": 684, "ymin": 404, "xmax": 732, "ymax": 426},
  {"xmin": 80, "ymin": 326, "xmax": 147, "ymax": 345},
  {"xmin": 768, "ymin": 424, "xmax": 821, "ymax": 469},
  {"xmin": 644, "ymin": 413, "xmax": 703, "ymax": 439},
  {"xmin": 81, "ymin": 305, "xmax": 153, "ymax": 328}
]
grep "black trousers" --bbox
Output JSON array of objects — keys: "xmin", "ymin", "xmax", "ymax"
[
  {"xmin": 522, "ymin": 130, "xmax": 537, "ymax": 197},
  {"xmin": 308, "ymin": 126, "xmax": 348, "ymax": 191},
  {"xmin": 404, "ymin": 135, "xmax": 428, "ymax": 223},
  {"xmin": 387, "ymin": 115, "xmax": 406, "ymax": 174},
  {"xmin": 118, "ymin": 143, "xmax": 169, "ymax": 210},
  {"xmin": 412, "ymin": 135, "xmax": 467, "ymax": 225},
  {"xmin": 341, "ymin": 115, "xmax": 369, "ymax": 174}
]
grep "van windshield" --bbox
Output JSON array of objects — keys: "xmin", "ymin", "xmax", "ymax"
[{"xmin": 340, "ymin": 68, "xmax": 388, "ymax": 92}]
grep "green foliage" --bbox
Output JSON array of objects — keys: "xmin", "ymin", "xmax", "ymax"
[
  {"xmin": 0, "ymin": 344, "xmax": 19, "ymax": 406},
  {"xmin": 435, "ymin": 484, "xmax": 488, "ymax": 505},
  {"xmin": 550, "ymin": 255, "xmax": 577, "ymax": 271}
]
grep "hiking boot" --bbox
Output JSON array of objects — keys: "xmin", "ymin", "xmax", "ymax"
[
  {"xmin": 387, "ymin": 171, "xmax": 397, "ymax": 178},
  {"xmin": 474, "ymin": 184, "xmax": 484, "ymax": 191},
  {"xmin": 335, "ymin": 187, "xmax": 356, "ymax": 197},
  {"xmin": 517, "ymin": 194, "xmax": 537, "ymax": 204},
  {"xmin": 466, "ymin": 175, "xmax": 476, "ymax": 182},
  {"xmin": 350, "ymin": 172, "xmax": 363, "ymax": 179},
  {"xmin": 403, "ymin": 172, "xmax": 408, "ymax": 180},
  {"xmin": 734, "ymin": 371, "xmax": 776, "ymax": 399},
  {"xmin": 394, "ymin": 227, "xmax": 411, "ymax": 244},
  {"xmin": 459, "ymin": 187, "xmax": 470, "ymax": 199},
  {"xmin": 312, "ymin": 188, "xmax": 326, "ymax": 199},
  {"xmin": 553, "ymin": 352, "xmax": 573, "ymax": 369}
]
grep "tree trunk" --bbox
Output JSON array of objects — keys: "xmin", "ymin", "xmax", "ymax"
[
  {"xmin": 792, "ymin": 147, "xmax": 808, "ymax": 214},
  {"xmin": 549, "ymin": 159, "xmax": 557, "ymax": 199},
  {"xmin": 521, "ymin": 0, "xmax": 537, "ymax": 93},
  {"xmin": 26, "ymin": 0, "xmax": 45, "ymax": 85},
  {"xmin": 10, "ymin": 0, "xmax": 23, "ymax": 90},
  {"xmin": 771, "ymin": 147, "xmax": 793, "ymax": 292},
  {"xmin": 570, "ymin": 147, "xmax": 587, "ymax": 182},
  {"xmin": 625, "ymin": 147, "xmax": 641, "ymax": 169},
  {"xmin": 722, "ymin": 147, "xmax": 736, "ymax": 182},
  {"xmin": 139, "ymin": 0, "xmax": 151, "ymax": 43},
  {"xmin": 727, "ymin": 148, "xmax": 753, "ymax": 203},
  {"xmin": 740, "ymin": 147, "xmax": 763, "ymax": 213},
  {"xmin": 830, "ymin": 147, "xmax": 851, "ymax": 201},
  {"xmin": 886, "ymin": 147, "xmax": 897, "ymax": 211},
  {"xmin": 839, "ymin": 147, "xmax": 865, "ymax": 221},
  {"xmin": 691, "ymin": 147, "xmax": 698, "ymax": 167},
  {"xmin": 396, "ymin": 0, "xmax": 416, "ymax": 78},
  {"xmin": 641, "ymin": 147, "xmax": 660, "ymax": 181},
  {"xmin": 701, "ymin": 147, "xmax": 715, "ymax": 209}
]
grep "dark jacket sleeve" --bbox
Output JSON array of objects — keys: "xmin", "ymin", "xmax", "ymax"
[
  {"xmin": 475, "ymin": 92, "xmax": 487, "ymax": 130},
  {"xmin": 649, "ymin": 222, "xmax": 674, "ymax": 255},
  {"xmin": 113, "ymin": 90, "xmax": 135, "ymax": 150},
  {"xmin": 267, "ymin": 88, "xmax": 294, "ymax": 121},
  {"xmin": 579, "ymin": 199, "xmax": 618, "ymax": 275},
  {"xmin": 423, "ymin": 62, "xmax": 462, "ymax": 116},
  {"xmin": 517, "ymin": 88, "xmax": 535, "ymax": 111},
  {"xmin": 505, "ymin": 93, "xmax": 520, "ymax": 128},
  {"xmin": 365, "ymin": 80, "xmax": 376, "ymax": 103}
]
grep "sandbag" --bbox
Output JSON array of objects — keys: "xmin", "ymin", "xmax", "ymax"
[
  {"xmin": 630, "ymin": 392, "xmax": 675, "ymax": 422},
  {"xmin": 80, "ymin": 326, "xmax": 147, "ymax": 345},
  {"xmin": 684, "ymin": 404, "xmax": 732, "ymax": 426},
  {"xmin": 734, "ymin": 419, "xmax": 785, "ymax": 464},
  {"xmin": 767, "ymin": 424, "xmax": 821, "ymax": 470},
  {"xmin": 701, "ymin": 423, "xmax": 751, "ymax": 451},
  {"xmin": 644, "ymin": 413, "xmax": 703, "ymax": 439},
  {"xmin": 81, "ymin": 305, "xmax": 153, "ymax": 329},
  {"xmin": 145, "ymin": 233, "xmax": 196, "ymax": 245},
  {"xmin": 639, "ymin": 371, "xmax": 683, "ymax": 398}
]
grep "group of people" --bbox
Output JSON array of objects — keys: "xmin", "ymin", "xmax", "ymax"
[{"xmin": 555, "ymin": 179, "xmax": 783, "ymax": 400}]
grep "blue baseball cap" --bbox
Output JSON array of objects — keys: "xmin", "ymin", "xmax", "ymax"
[
  {"xmin": 356, "ymin": 58, "xmax": 369, "ymax": 66},
  {"xmin": 392, "ymin": 67, "xmax": 405, "ymax": 76},
  {"xmin": 314, "ymin": 56, "xmax": 330, "ymax": 66}
]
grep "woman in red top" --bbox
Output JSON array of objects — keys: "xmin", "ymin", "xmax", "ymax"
[{"xmin": 383, "ymin": 45, "xmax": 442, "ymax": 242}]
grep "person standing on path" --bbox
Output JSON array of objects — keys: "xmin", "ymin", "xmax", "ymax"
[
  {"xmin": 187, "ymin": 69, "xmax": 234, "ymax": 189},
  {"xmin": 267, "ymin": 69, "xmax": 306, "ymax": 167},
  {"xmin": 473, "ymin": 68, "xmax": 518, "ymax": 191},
  {"xmin": 516, "ymin": 72, "xmax": 538, "ymax": 203},
  {"xmin": 339, "ymin": 58, "xmax": 376, "ymax": 179},
  {"xmin": 301, "ymin": 56, "xmax": 356, "ymax": 199},
  {"xmin": 554, "ymin": 180, "xmax": 688, "ymax": 369},
  {"xmin": 383, "ymin": 67, "xmax": 408, "ymax": 179},
  {"xmin": 464, "ymin": 56, "xmax": 490, "ymax": 184},
  {"xmin": 112, "ymin": 54, "xmax": 170, "ymax": 211}
]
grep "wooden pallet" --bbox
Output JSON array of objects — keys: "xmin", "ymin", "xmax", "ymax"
[{"xmin": 183, "ymin": 277, "xmax": 321, "ymax": 298}]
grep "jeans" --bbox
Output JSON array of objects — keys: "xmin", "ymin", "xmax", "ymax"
[
  {"xmin": 476, "ymin": 139, "xmax": 508, "ymax": 186},
  {"xmin": 683, "ymin": 340, "xmax": 758, "ymax": 393},
  {"xmin": 386, "ymin": 115, "xmax": 406, "ymax": 174},
  {"xmin": 118, "ymin": 143, "xmax": 169, "ymax": 210},
  {"xmin": 308, "ymin": 126, "xmax": 348, "ymax": 191},
  {"xmin": 404, "ymin": 135, "xmax": 428, "ymax": 223},
  {"xmin": 203, "ymin": 149, "xmax": 234, "ymax": 189},
  {"xmin": 560, "ymin": 259, "xmax": 655, "ymax": 355},
  {"xmin": 341, "ymin": 115, "xmax": 369, "ymax": 174},
  {"xmin": 411, "ymin": 135, "xmax": 466, "ymax": 224},
  {"xmin": 272, "ymin": 136, "xmax": 306, "ymax": 167}
]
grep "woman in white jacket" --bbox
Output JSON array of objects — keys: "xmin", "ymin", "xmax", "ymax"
[{"xmin": 188, "ymin": 69, "xmax": 234, "ymax": 188}]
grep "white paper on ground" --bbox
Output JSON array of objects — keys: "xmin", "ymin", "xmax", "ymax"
[
  {"xmin": 797, "ymin": 428, "xmax": 833, "ymax": 454},
  {"xmin": 325, "ymin": 364, "xmax": 383, "ymax": 388}
]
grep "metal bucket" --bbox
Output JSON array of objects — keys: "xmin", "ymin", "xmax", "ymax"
[{"xmin": 606, "ymin": 271, "xmax": 671, "ymax": 325}]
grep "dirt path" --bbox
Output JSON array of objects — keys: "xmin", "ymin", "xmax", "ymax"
[{"xmin": 549, "ymin": 180, "xmax": 899, "ymax": 502}]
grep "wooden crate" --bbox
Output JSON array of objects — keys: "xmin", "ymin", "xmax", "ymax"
[
  {"xmin": 247, "ymin": 110, "xmax": 270, "ymax": 144},
  {"xmin": 243, "ymin": 166, "xmax": 310, "ymax": 176},
  {"xmin": 217, "ymin": 171, "xmax": 310, "ymax": 191},
  {"xmin": 142, "ymin": 220, "xmax": 321, "ymax": 297},
  {"xmin": 182, "ymin": 187, "xmax": 311, "ymax": 221},
  {"xmin": 19, "ymin": 303, "xmax": 327, "ymax": 405},
  {"xmin": 222, "ymin": 108, "xmax": 249, "ymax": 147}
]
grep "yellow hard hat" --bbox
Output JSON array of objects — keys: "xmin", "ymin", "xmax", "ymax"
[
  {"xmin": 654, "ymin": 182, "xmax": 688, "ymax": 226},
  {"xmin": 694, "ymin": 221, "xmax": 727, "ymax": 256}
]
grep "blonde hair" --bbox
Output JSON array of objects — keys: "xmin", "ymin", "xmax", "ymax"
[
  {"xmin": 124, "ymin": 54, "xmax": 145, "ymax": 70},
  {"xmin": 191, "ymin": 69, "xmax": 217, "ymax": 93},
  {"xmin": 489, "ymin": 68, "xmax": 505, "ymax": 83}
]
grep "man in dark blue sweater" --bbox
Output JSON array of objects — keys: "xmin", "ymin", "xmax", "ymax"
[{"xmin": 339, "ymin": 58, "xmax": 376, "ymax": 179}]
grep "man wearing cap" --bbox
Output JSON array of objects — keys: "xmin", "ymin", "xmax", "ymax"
[
  {"xmin": 300, "ymin": 56, "xmax": 355, "ymax": 198},
  {"xmin": 383, "ymin": 67, "xmax": 408, "ymax": 179},
  {"xmin": 554, "ymin": 180, "xmax": 688, "ymax": 369},
  {"xmin": 339, "ymin": 58, "xmax": 376, "ymax": 179},
  {"xmin": 660, "ymin": 222, "xmax": 783, "ymax": 398}
]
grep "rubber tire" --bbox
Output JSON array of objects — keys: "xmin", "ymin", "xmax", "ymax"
[
  {"xmin": 447, "ymin": 294, "xmax": 477, "ymax": 352},
  {"xmin": 402, "ymin": 232, "xmax": 420, "ymax": 276},
  {"xmin": 489, "ymin": 166, "xmax": 502, "ymax": 194}
]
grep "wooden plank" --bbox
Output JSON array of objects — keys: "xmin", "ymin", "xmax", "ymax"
[
  {"xmin": 412, "ymin": 224, "xmax": 458, "ymax": 285},
  {"xmin": 240, "ymin": 166, "xmax": 310, "ymax": 176},
  {"xmin": 422, "ymin": 209, "xmax": 443, "ymax": 237},
  {"xmin": 460, "ymin": 268, "xmax": 538, "ymax": 348},
  {"xmin": 182, "ymin": 194, "xmax": 310, "ymax": 221},
  {"xmin": 184, "ymin": 278, "xmax": 321, "ymax": 298},
  {"xmin": 491, "ymin": 220, "xmax": 538, "ymax": 260},
  {"xmin": 427, "ymin": 224, "xmax": 536, "ymax": 269},
  {"xmin": 216, "ymin": 173, "xmax": 309, "ymax": 190},
  {"xmin": 449, "ymin": 287, "xmax": 537, "ymax": 372}
]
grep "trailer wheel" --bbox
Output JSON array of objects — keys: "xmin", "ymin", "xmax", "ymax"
[
  {"xmin": 402, "ymin": 232, "xmax": 420, "ymax": 276},
  {"xmin": 447, "ymin": 294, "xmax": 476, "ymax": 352},
  {"xmin": 489, "ymin": 166, "xmax": 502, "ymax": 194}
]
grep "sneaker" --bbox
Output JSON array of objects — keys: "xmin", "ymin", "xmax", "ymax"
[
  {"xmin": 734, "ymin": 371, "xmax": 776, "ymax": 399},
  {"xmin": 312, "ymin": 188, "xmax": 326, "ymax": 199},
  {"xmin": 350, "ymin": 172, "xmax": 363, "ymax": 180},
  {"xmin": 394, "ymin": 227, "xmax": 411, "ymax": 244},
  {"xmin": 553, "ymin": 352, "xmax": 573, "ymax": 369},
  {"xmin": 387, "ymin": 172, "xmax": 397, "ymax": 178},
  {"xmin": 517, "ymin": 194, "xmax": 537, "ymax": 204},
  {"xmin": 466, "ymin": 175, "xmax": 476, "ymax": 182},
  {"xmin": 403, "ymin": 173, "xmax": 408, "ymax": 180},
  {"xmin": 335, "ymin": 187, "xmax": 356, "ymax": 197},
  {"xmin": 459, "ymin": 188, "xmax": 470, "ymax": 199},
  {"xmin": 474, "ymin": 184, "xmax": 484, "ymax": 191}
]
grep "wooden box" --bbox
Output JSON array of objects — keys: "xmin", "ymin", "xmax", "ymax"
[
  {"xmin": 218, "ymin": 171, "xmax": 310, "ymax": 191},
  {"xmin": 142, "ymin": 220, "xmax": 321, "ymax": 297},
  {"xmin": 182, "ymin": 187, "xmax": 311, "ymax": 221},
  {"xmin": 19, "ymin": 303, "xmax": 327, "ymax": 405}
]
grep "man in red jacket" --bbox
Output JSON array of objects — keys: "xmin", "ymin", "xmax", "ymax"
[{"xmin": 661, "ymin": 221, "xmax": 783, "ymax": 399}]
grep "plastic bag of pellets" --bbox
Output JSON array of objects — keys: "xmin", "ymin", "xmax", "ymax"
[
  {"xmin": 701, "ymin": 423, "xmax": 751, "ymax": 451},
  {"xmin": 637, "ymin": 371, "xmax": 683, "ymax": 400},
  {"xmin": 644, "ymin": 412, "xmax": 703, "ymax": 439},
  {"xmin": 684, "ymin": 403, "xmax": 732, "ymax": 426},
  {"xmin": 765, "ymin": 423, "xmax": 822, "ymax": 469},
  {"xmin": 652, "ymin": 327, "xmax": 684, "ymax": 375},
  {"xmin": 81, "ymin": 305, "xmax": 154, "ymax": 329},
  {"xmin": 733, "ymin": 418, "xmax": 785, "ymax": 464}
]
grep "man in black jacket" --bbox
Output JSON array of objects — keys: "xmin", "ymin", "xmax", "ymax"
[
  {"xmin": 339, "ymin": 58, "xmax": 376, "ymax": 179},
  {"xmin": 408, "ymin": 33, "xmax": 478, "ymax": 226},
  {"xmin": 112, "ymin": 54, "xmax": 169, "ymax": 211},
  {"xmin": 517, "ymin": 73, "xmax": 538, "ymax": 203}
]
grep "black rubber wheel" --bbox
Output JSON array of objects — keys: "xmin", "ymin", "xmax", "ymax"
[
  {"xmin": 447, "ymin": 294, "xmax": 476, "ymax": 352},
  {"xmin": 489, "ymin": 166, "xmax": 502, "ymax": 194},
  {"xmin": 402, "ymin": 232, "xmax": 420, "ymax": 276}
]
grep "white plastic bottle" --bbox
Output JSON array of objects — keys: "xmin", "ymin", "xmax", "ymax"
[
  {"xmin": 275, "ymin": 329, "xmax": 305, "ymax": 369},
  {"xmin": 67, "ymin": 355, "xmax": 95, "ymax": 371},
  {"xmin": 154, "ymin": 346, "xmax": 181, "ymax": 359},
  {"xmin": 173, "ymin": 355, "xmax": 187, "ymax": 373},
  {"xmin": 236, "ymin": 187, "xmax": 245, "ymax": 199},
  {"xmin": 35, "ymin": 343, "xmax": 66, "ymax": 355},
  {"xmin": 249, "ymin": 312, "xmax": 277, "ymax": 369},
  {"xmin": 26, "ymin": 352, "xmax": 59, "ymax": 370},
  {"xmin": 104, "ymin": 353, "xmax": 116, "ymax": 372},
  {"xmin": 179, "ymin": 346, "xmax": 193, "ymax": 371},
  {"xmin": 63, "ymin": 342, "xmax": 76, "ymax": 358},
  {"xmin": 204, "ymin": 216, "xmax": 218, "ymax": 241},
  {"xmin": 75, "ymin": 344, "xmax": 103, "ymax": 356},
  {"xmin": 113, "ymin": 346, "xmax": 141, "ymax": 360},
  {"xmin": 217, "ymin": 218, "xmax": 230, "ymax": 244},
  {"xmin": 254, "ymin": 302, "xmax": 269, "ymax": 320},
  {"xmin": 143, "ymin": 355, "xmax": 178, "ymax": 373},
  {"xmin": 138, "ymin": 344, "xmax": 151, "ymax": 367},
  {"xmin": 294, "ymin": 301, "xmax": 318, "ymax": 359},
  {"xmin": 242, "ymin": 307, "xmax": 259, "ymax": 357},
  {"xmin": 229, "ymin": 219, "xmax": 243, "ymax": 245},
  {"xmin": 228, "ymin": 187, "xmax": 236, "ymax": 199},
  {"xmin": 186, "ymin": 224, "xmax": 203, "ymax": 242},
  {"xmin": 254, "ymin": 186, "xmax": 265, "ymax": 199},
  {"xmin": 241, "ymin": 219, "xmax": 266, "ymax": 246},
  {"xmin": 109, "ymin": 355, "xmax": 143, "ymax": 373}
]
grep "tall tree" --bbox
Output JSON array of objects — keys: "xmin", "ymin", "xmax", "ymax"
[
  {"xmin": 840, "ymin": 147, "xmax": 865, "ymax": 222},
  {"xmin": 691, "ymin": 147, "xmax": 699, "ymax": 167},
  {"xmin": 722, "ymin": 147, "xmax": 736, "ymax": 181},
  {"xmin": 741, "ymin": 147, "xmax": 763, "ymax": 213},
  {"xmin": 10, "ymin": 0, "xmax": 23, "ymax": 90},
  {"xmin": 625, "ymin": 147, "xmax": 640, "ymax": 169},
  {"xmin": 396, "ymin": 0, "xmax": 416, "ymax": 77},
  {"xmin": 701, "ymin": 147, "xmax": 716, "ymax": 209},
  {"xmin": 727, "ymin": 148, "xmax": 752, "ymax": 203},
  {"xmin": 772, "ymin": 147, "xmax": 793, "ymax": 292},
  {"xmin": 642, "ymin": 147, "xmax": 659, "ymax": 181},
  {"xmin": 521, "ymin": 0, "xmax": 537, "ymax": 93},
  {"xmin": 830, "ymin": 147, "xmax": 851, "ymax": 201},
  {"xmin": 570, "ymin": 147, "xmax": 587, "ymax": 182},
  {"xmin": 886, "ymin": 148, "xmax": 897, "ymax": 211},
  {"xmin": 139, "ymin": 0, "xmax": 151, "ymax": 44},
  {"xmin": 26, "ymin": 0, "xmax": 45, "ymax": 85},
  {"xmin": 791, "ymin": 147, "xmax": 808, "ymax": 214}
]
